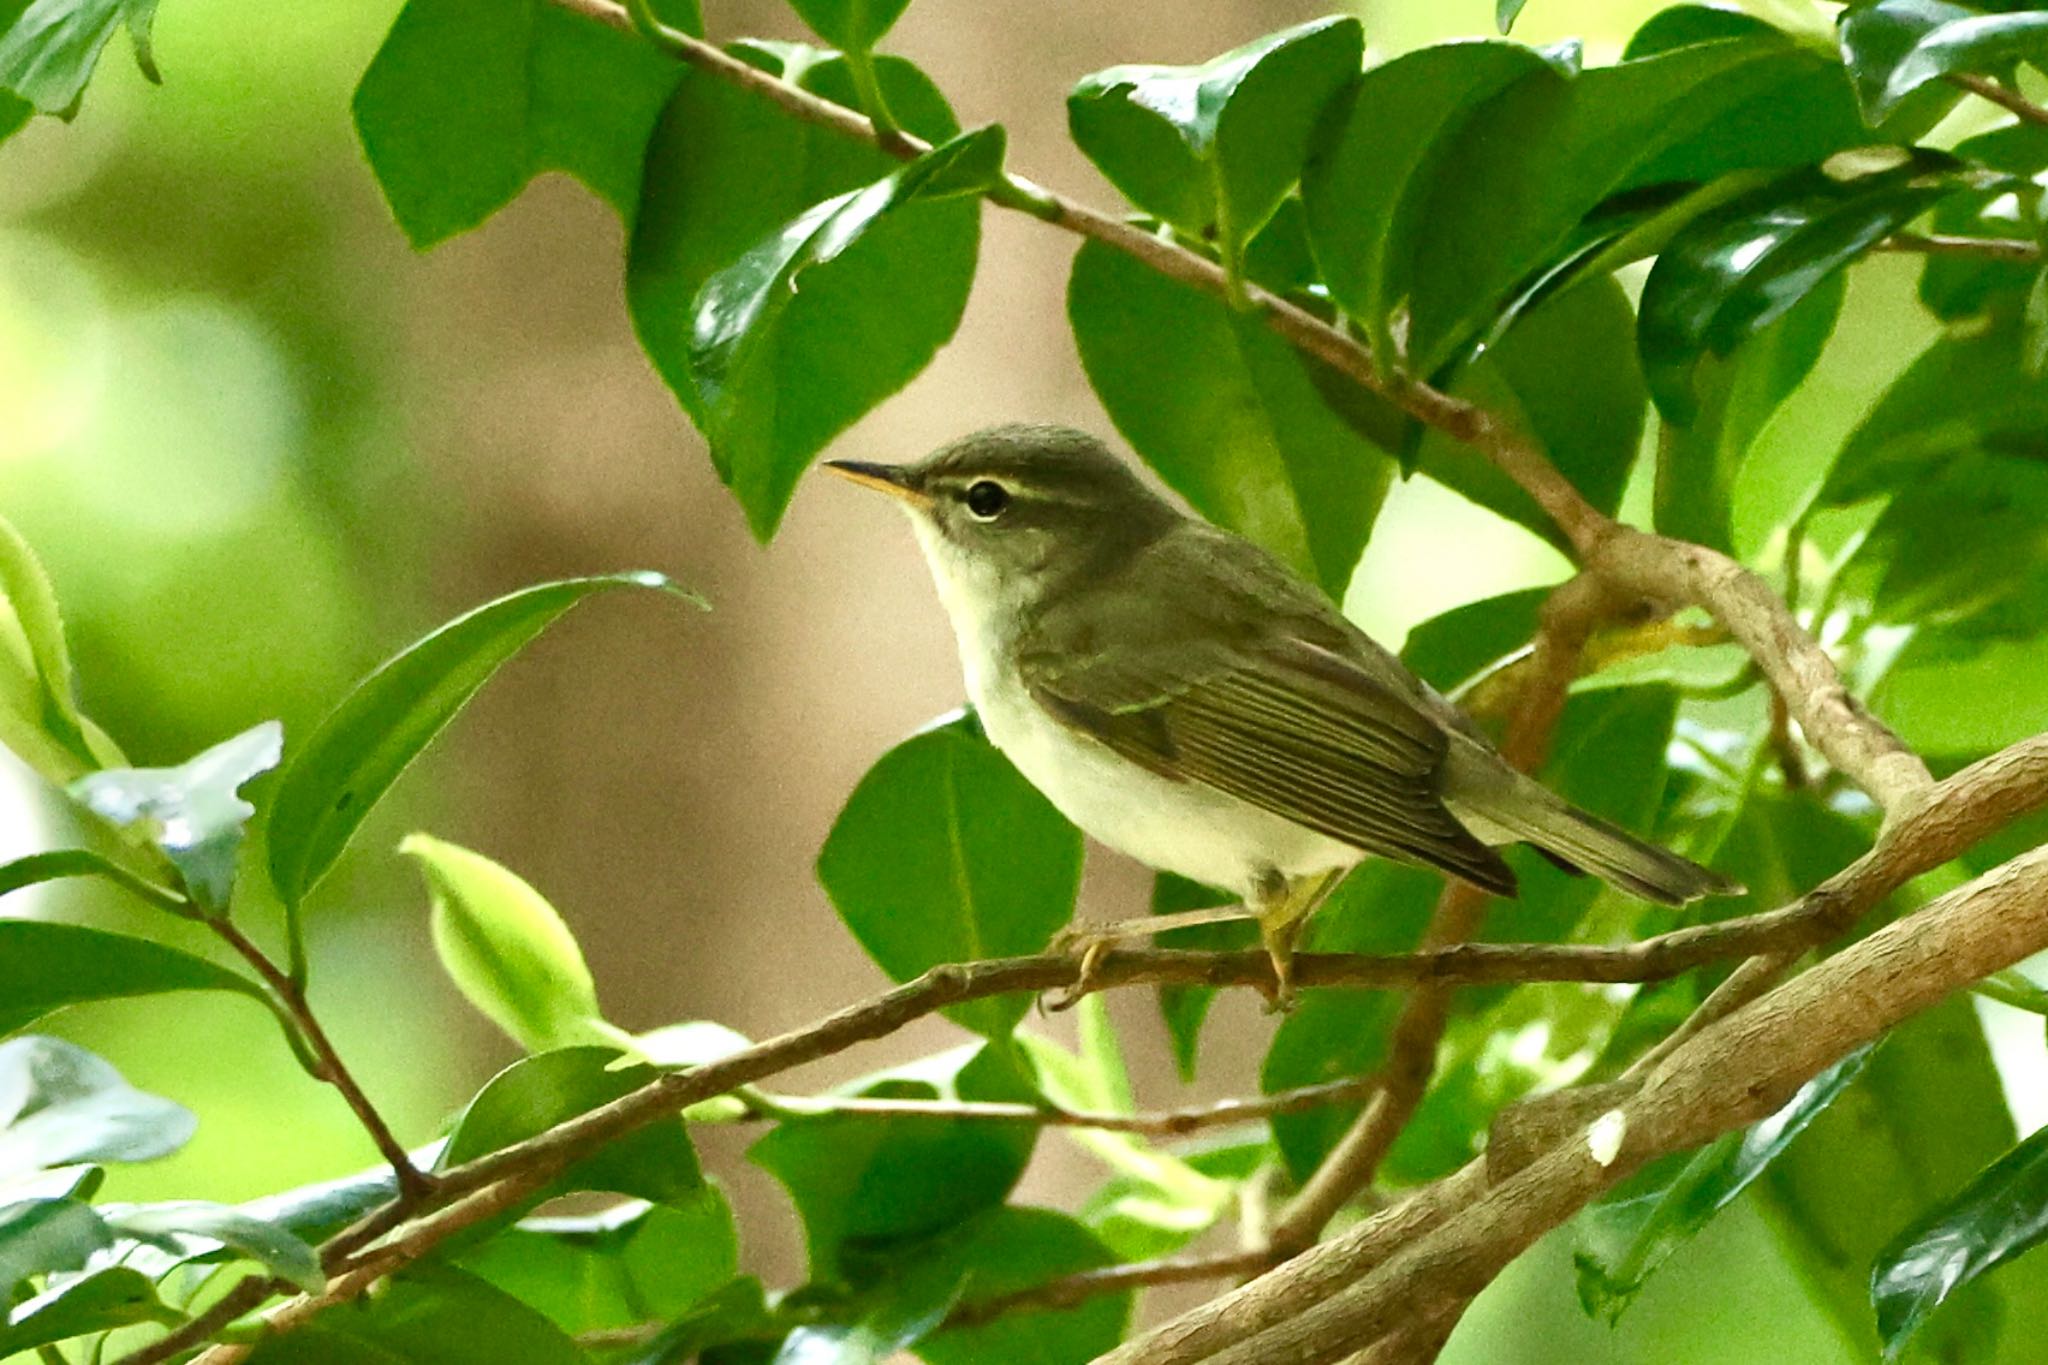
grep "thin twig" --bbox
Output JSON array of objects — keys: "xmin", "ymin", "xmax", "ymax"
[
  {"xmin": 948, "ymin": 1248, "xmax": 1279, "ymax": 1328},
  {"xmin": 1949, "ymin": 71, "xmax": 2048, "ymax": 128},
  {"xmin": 209, "ymin": 921, "xmax": 432, "ymax": 1202},
  {"xmin": 1879, "ymin": 231, "xmax": 2042, "ymax": 263}
]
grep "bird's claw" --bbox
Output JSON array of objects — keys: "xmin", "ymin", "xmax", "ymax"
[{"xmin": 1043, "ymin": 925, "xmax": 1117, "ymax": 1013}]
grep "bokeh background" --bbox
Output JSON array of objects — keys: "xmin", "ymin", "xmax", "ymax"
[{"xmin": 0, "ymin": 1, "xmax": 2002, "ymax": 1359}]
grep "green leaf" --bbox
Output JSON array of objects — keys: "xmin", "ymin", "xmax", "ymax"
[
  {"xmin": 0, "ymin": 1197, "xmax": 109, "ymax": 1294},
  {"xmin": 1068, "ymin": 238, "xmax": 1395, "ymax": 592},
  {"xmin": 1409, "ymin": 275, "xmax": 1646, "ymax": 550},
  {"xmin": 1068, "ymin": 19, "xmax": 1362, "ymax": 277},
  {"xmin": 1837, "ymin": 0, "xmax": 1978, "ymax": 122},
  {"xmin": 1572, "ymin": 1046, "xmax": 1870, "ymax": 1321},
  {"xmin": 267, "ymin": 572, "xmax": 695, "ymax": 906},
  {"xmin": 1845, "ymin": 453, "xmax": 2048, "ymax": 638},
  {"xmin": 0, "ymin": 0, "xmax": 158, "ymax": 115},
  {"xmin": 1824, "ymin": 316, "xmax": 2048, "ymax": 504},
  {"xmin": 69, "ymin": 721, "xmax": 281, "ymax": 911},
  {"xmin": 107, "ymin": 1200, "xmax": 323, "ymax": 1293},
  {"xmin": 239, "ymin": 1161, "xmax": 418, "ymax": 1246},
  {"xmin": 0, "ymin": 923, "xmax": 260, "ymax": 1041},
  {"xmin": 816, "ymin": 712, "xmax": 1082, "ymax": 1039},
  {"xmin": 1639, "ymin": 150, "xmax": 1958, "ymax": 425},
  {"xmin": 1873, "ymin": 1124, "xmax": 2048, "ymax": 1361},
  {"xmin": 0, "ymin": 849, "xmax": 185, "ymax": 914},
  {"xmin": 628, "ymin": 48, "xmax": 980, "ymax": 540},
  {"xmin": 460, "ymin": 1190, "xmax": 738, "ymax": 1335},
  {"xmin": 1865, "ymin": 9, "xmax": 2048, "ymax": 120},
  {"xmin": 917, "ymin": 1208, "xmax": 1130, "ymax": 1365},
  {"xmin": 748, "ymin": 1045, "xmax": 1035, "ymax": 1282},
  {"xmin": 786, "ymin": 0, "xmax": 908, "ymax": 52},
  {"xmin": 0, "ymin": 511, "xmax": 121, "ymax": 785},
  {"xmin": 1302, "ymin": 40, "xmax": 1556, "ymax": 363},
  {"xmin": 1653, "ymin": 271, "xmax": 1842, "ymax": 551},
  {"xmin": 247, "ymin": 1265, "xmax": 584, "ymax": 1365},
  {"xmin": 1403, "ymin": 32, "xmax": 1867, "ymax": 375},
  {"xmin": 353, "ymin": 0, "xmax": 704, "ymax": 247},
  {"xmin": 0, "ymin": 1266, "xmax": 180, "ymax": 1355},
  {"xmin": 438, "ymin": 1047, "xmax": 701, "ymax": 1208},
  {"xmin": 1625, "ymin": 4, "xmax": 1783, "ymax": 58},
  {"xmin": 1397, "ymin": 587, "xmax": 1547, "ymax": 695},
  {"xmin": 1497, "ymin": 0, "xmax": 1530, "ymax": 35},
  {"xmin": 775, "ymin": 1280, "xmax": 957, "ymax": 1365},
  {"xmin": 0, "ymin": 1036, "xmax": 196, "ymax": 1178},
  {"xmin": 400, "ymin": 834, "xmax": 603, "ymax": 1053},
  {"xmin": 1919, "ymin": 123, "xmax": 2048, "ymax": 322},
  {"xmin": 1148, "ymin": 873, "xmax": 1247, "ymax": 1082}
]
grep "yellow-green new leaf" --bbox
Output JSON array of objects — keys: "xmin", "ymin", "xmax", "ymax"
[
  {"xmin": 0, "ymin": 513, "xmax": 123, "ymax": 787},
  {"xmin": 402, "ymin": 834, "xmax": 604, "ymax": 1053}
]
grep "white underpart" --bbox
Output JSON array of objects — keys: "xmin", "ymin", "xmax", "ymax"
[{"xmin": 908, "ymin": 515, "xmax": 1362, "ymax": 900}]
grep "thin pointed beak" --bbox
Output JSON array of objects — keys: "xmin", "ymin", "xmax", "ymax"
[{"xmin": 822, "ymin": 459, "xmax": 930, "ymax": 508}]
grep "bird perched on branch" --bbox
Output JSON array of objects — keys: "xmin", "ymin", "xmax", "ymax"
[{"xmin": 826, "ymin": 424, "xmax": 1739, "ymax": 1008}]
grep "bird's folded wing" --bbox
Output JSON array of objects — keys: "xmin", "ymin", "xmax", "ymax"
[{"xmin": 1021, "ymin": 637, "xmax": 1516, "ymax": 894}]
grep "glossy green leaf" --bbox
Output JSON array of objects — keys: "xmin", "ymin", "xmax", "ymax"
[
  {"xmin": 0, "ymin": 0, "xmax": 157, "ymax": 115},
  {"xmin": 1068, "ymin": 19, "xmax": 1362, "ymax": 272},
  {"xmin": 816, "ymin": 712, "xmax": 1082, "ymax": 1039},
  {"xmin": 0, "ymin": 849, "xmax": 185, "ymax": 915},
  {"xmin": 0, "ymin": 511, "xmax": 121, "ymax": 785},
  {"xmin": 749, "ymin": 1046, "xmax": 1036, "ymax": 1282},
  {"xmin": 1873, "ymin": 1124, "xmax": 2048, "ymax": 1360},
  {"xmin": 786, "ymin": 0, "xmax": 908, "ymax": 52},
  {"xmin": 1639, "ymin": 150, "xmax": 1958, "ymax": 425},
  {"xmin": 0, "ymin": 1197, "xmax": 109, "ymax": 1294},
  {"xmin": 1409, "ymin": 275, "xmax": 1646, "ymax": 550},
  {"xmin": 1824, "ymin": 316, "xmax": 2048, "ymax": 504},
  {"xmin": 1404, "ymin": 32, "xmax": 1867, "ymax": 374},
  {"xmin": 687, "ymin": 124, "xmax": 1002, "ymax": 527},
  {"xmin": 1397, "ymin": 587, "xmax": 1547, "ymax": 695},
  {"xmin": 0, "ymin": 1037, "xmax": 196, "ymax": 1177},
  {"xmin": 1302, "ymin": 40, "xmax": 1555, "ymax": 362},
  {"xmin": 0, "ymin": 1266, "xmax": 179, "ymax": 1355},
  {"xmin": 1865, "ymin": 9, "xmax": 2048, "ymax": 120},
  {"xmin": 247, "ymin": 1265, "xmax": 584, "ymax": 1365},
  {"xmin": 438, "ymin": 1047, "xmax": 700, "ymax": 1208},
  {"xmin": 460, "ymin": 1190, "xmax": 738, "ymax": 1336},
  {"xmin": 108, "ymin": 1200, "xmax": 322, "ymax": 1292},
  {"xmin": 239, "ymin": 1159, "xmax": 422, "ymax": 1246},
  {"xmin": 1068, "ymin": 238, "xmax": 1395, "ymax": 592},
  {"xmin": 917, "ymin": 1208, "xmax": 1130, "ymax": 1365},
  {"xmin": 267, "ymin": 572, "xmax": 694, "ymax": 906},
  {"xmin": 629, "ymin": 48, "xmax": 980, "ymax": 540},
  {"xmin": 69, "ymin": 721, "xmax": 281, "ymax": 911},
  {"xmin": 353, "ymin": 0, "xmax": 703, "ymax": 247},
  {"xmin": 621, "ymin": 1276, "xmax": 776, "ymax": 1362},
  {"xmin": 1573, "ymin": 1046, "xmax": 1870, "ymax": 1320},
  {"xmin": 1624, "ymin": 4, "xmax": 1782, "ymax": 58},
  {"xmin": 1656, "ymin": 266, "xmax": 1842, "ymax": 552},
  {"xmin": 0, "ymin": 922, "xmax": 260, "ymax": 1041},
  {"xmin": 1838, "ymin": 0, "xmax": 1977, "ymax": 122},
  {"xmin": 1753, "ymin": 997, "xmax": 2048, "ymax": 1361},
  {"xmin": 1920, "ymin": 123, "xmax": 2048, "ymax": 321},
  {"xmin": 400, "ymin": 833, "xmax": 604, "ymax": 1053},
  {"xmin": 775, "ymin": 1279, "xmax": 956, "ymax": 1365}
]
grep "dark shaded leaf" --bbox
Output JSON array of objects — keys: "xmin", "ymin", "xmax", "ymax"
[
  {"xmin": 749, "ymin": 1045, "xmax": 1035, "ymax": 1282},
  {"xmin": 1864, "ymin": 9, "xmax": 2048, "ymax": 119},
  {"xmin": 0, "ymin": 0, "xmax": 157, "ymax": 115},
  {"xmin": 1625, "ymin": 4, "xmax": 1782, "ymax": 59},
  {"xmin": 108, "ymin": 1200, "xmax": 322, "ymax": 1292},
  {"xmin": 1068, "ymin": 238, "xmax": 1395, "ymax": 592},
  {"xmin": 353, "ymin": 0, "xmax": 704, "ymax": 247},
  {"xmin": 1573, "ymin": 1047, "xmax": 1870, "ymax": 1319},
  {"xmin": 438, "ymin": 1046, "xmax": 701, "ymax": 1208},
  {"xmin": 1397, "ymin": 587, "xmax": 1547, "ymax": 695},
  {"xmin": 1654, "ymin": 270, "xmax": 1842, "ymax": 551},
  {"xmin": 401, "ymin": 834, "xmax": 603, "ymax": 1053},
  {"xmin": 1846, "ymin": 453, "xmax": 2048, "ymax": 638},
  {"xmin": 1068, "ymin": 19, "xmax": 1362, "ymax": 275},
  {"xmin": 247, "ymin": 1265, "xmax": 584, "ymax": 1364},
  {"xmin": 0, "ymin": 1266, "xmax": 179, "ymax": 1355},
  {"xmin": 774, "ymin": 1277, "xmax": 956, "ymax": 1365},
  {"xmin": 0, "ymin": 925, "xmax": 258, "ymax": 1044},
  {"xmin": 816, "ymin": 712, "xmax": 1082, "ymax": 1039},
  {"xmin": 1873, "ymin": 1124, "xmax": 2048, "ymax": 1360},
  {"xmin": 628, "ymin": 48, "xmax": 979, "ymax": 540},
  {"xmin": 267, "ymin": 573, "xmax": 695, "ymax": 906},
  {"xmin": 917, "ymin": 1208, "xmax": 1130, "ymax": 1365},
  {"xmin": 1639, "ymin": 149, "xmax": 1959, "ymax": 425},
  {"xmin": 1920, "ymin": 123, "xmax": 2048, "ymax": 321},
  {"xmin": 69, "ymin": 721, "xmax": 281, "ymax": 910}
]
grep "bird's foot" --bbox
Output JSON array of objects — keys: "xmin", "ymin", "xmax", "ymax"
[{"xmin": 1043, "ymin": 924, "xmax": 1120, "ymax": 1013}]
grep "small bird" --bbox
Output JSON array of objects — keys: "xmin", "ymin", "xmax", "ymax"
[{"xmin": 826, "ymin": 425, "xmax": 1739, "ymax": 1006}]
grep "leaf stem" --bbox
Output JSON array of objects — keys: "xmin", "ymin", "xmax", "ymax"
[{"xmin": 1948, "ymin": 72, "xmax": 2048, "ymax": 129}]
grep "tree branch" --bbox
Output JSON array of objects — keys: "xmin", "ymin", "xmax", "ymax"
[
  {"xmin": 1879, "ymin": 231, "xmax": 2041, "ymax": 263},
  {"xmin": 1949, "ymin": 71, "xmax": 2048, "ymax": 128}
]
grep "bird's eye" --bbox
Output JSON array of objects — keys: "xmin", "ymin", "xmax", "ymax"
[{"xmin": 964, "ymin": 480, "xmax": 1010, "ymax": 520}]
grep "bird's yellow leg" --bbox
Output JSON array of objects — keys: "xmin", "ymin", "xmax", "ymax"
[
  {"xmin": 1044, "ymin": 904, "xmax": 1259, "ymax": 1011},
  {"xmin": 1255, "ymin": 867, "xmax": 1348, "ymax": 1013}
]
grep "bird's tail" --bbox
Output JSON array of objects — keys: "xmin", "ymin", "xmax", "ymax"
[{"xmin": 1441, "ymin": 743, "xmax": 1742, "ymax": 907}]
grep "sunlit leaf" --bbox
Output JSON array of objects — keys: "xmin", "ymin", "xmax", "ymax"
[
  {"xmin": 816, "ymin": 712, "xmax": 1081, "ymax": 1039},
  {"xmin": 0, "ymin": 0, "xmax": 158, "ymax": 115},
  {"xmin": 401, "ymin": 833, "xmax": 604, "ymax": 1053},
  {"xmin": 0, "ymin": 512, "xmax": 122, "ymax": 784},
  {"xmin": 1838, "ymin": 0, "xmax": 1977, "ymax": 123},
  {"xmin": 353, "ymin": 0, "xmax": 704, "ymax": 246},
  {"xmin": 69, "ymin": 721, "xmax": 281, "ymax": 911},
  {"xmin": 0, "ymin": 924, "xmax": 259, "ymax": 1042},
  {"xmin": 267, "ymin": 572, "xmax": 696, "ymax": 906},
  {"xmin": 629, "ymin": 47, "xmax": 980, "ymax": 539}
]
